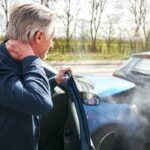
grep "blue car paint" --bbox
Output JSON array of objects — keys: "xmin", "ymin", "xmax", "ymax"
[
  {"xmin": 83, "ymin": 75, "xmax": 135, "ymax": 97},
  {"xmin": 84, "ymin": 103, "xmax": 138, "ymax": 135},
  {"xmin": 82, "ymin": 75, "xmax": 138, "ymax": 136}
]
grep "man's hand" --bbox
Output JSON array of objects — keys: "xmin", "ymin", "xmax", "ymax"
[
  {"xmin": 6, "ymin": 40, "xmax": 35, "ymax": 61},
  {"xmin": 55, "ymin": 66, "xmax": 72, "ymax": 84}
]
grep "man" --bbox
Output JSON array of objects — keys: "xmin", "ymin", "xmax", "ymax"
[{"xmin": 0, "ymin": 3, "xmax": 70, "ymax": 150}]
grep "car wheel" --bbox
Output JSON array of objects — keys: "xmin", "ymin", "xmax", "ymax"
[{"xmin": 91, "ymin": 124, "xmax": 131, "ymax": 150}]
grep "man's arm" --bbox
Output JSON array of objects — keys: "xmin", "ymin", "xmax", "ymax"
[
  {"xmin": 1, "ymin": 40, "xmax": 71, "ymax": 115},
  {"xmin": 0, "ymin": 55, "xmax": 53, "ymax": 115},
  {"xmin": 0, "ymin": 40, "xmax": 53, "ymax": 115},
  {"xmin": 49, "ymin": 66, "xmax": 72, "ymax": 89}
]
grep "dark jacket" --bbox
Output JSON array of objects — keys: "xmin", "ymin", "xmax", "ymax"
[{"xmin": 0, "ymin": 42, "xmax": 56, "ymax": 150}]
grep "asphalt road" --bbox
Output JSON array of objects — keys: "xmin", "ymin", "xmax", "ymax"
[{"xmin": 47, "ymin": 60, "xmax": 126, "ymax": 75}]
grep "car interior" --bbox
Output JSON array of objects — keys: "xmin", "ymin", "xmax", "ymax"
[{"xmin": 39, "ymin": 63, "xmax": 81, "ymax": 150}]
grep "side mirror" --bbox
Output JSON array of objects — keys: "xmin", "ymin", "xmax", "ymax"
[{"xmin": 80, "ymin": 92, "xmax": 100, "ymax": 106}]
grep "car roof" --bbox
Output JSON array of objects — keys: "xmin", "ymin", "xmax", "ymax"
[{"xmin": 133, "ymin": 51, "xmax": 150, "ymax": 58}]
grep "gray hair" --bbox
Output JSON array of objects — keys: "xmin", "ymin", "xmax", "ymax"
[{"xmin": 6, "ymin": 3, "xmax": 55, "ymax": 42}]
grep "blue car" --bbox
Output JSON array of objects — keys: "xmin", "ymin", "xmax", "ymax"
[{"xmin": 38, "ymin": 62, "xmax": 144, "ymax": 150}]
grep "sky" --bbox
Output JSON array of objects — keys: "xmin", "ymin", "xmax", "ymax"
[{"xmin": 0, "ymin": 0, "xmax": 150, "ymax": 39}]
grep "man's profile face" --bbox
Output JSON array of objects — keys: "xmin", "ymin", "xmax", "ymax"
[
  {"xmin": 31, "ymin": 27, "xmax": 55, "ymax": 59},
  {"xmin": 39, "ymin": 33, "xmax": 53, "ymax": 59}
]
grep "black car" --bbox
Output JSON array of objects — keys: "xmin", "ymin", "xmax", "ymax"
[{"xmin": 113, "ymin": 52, "xmax": 150, "ymax": 150}]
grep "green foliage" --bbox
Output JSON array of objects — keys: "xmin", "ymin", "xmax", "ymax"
[
  {"xmin": 46, "ymin": 52, "xmax": 73, "ymax": 60},
  {"xmin": 0, "ymin": 35, "xmax": 144, "ymax": 61},
  {"xmin": 46, "ymin": 51, "xmax": 130, "ymax": 61},
  {"xmin": 47, "ymin": 37, "xmax": 146, "ymax": 60},
  {"xmin": 0, "ymin": 35, "xmax": 6, "ymax": 42}
]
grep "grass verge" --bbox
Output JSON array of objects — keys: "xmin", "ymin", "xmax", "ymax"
[{"xmin": 46, "ymin": 52, "xmax": 131, "ymax": 61}]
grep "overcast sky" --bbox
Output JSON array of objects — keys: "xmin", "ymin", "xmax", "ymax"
[{"xmin": 1, "ymin": 0, "xmax": 150, "ymax": 39}]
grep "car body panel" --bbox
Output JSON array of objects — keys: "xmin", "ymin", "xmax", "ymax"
[
  {"xmin": 84, "ymin": 103, "xmax": 139, "ymax": 134},
  {"xmin": 74, "ymin": 74, "xmax": 138, "ymax": 137},
  {"xmin": 80, "ymin": 75, "xmax": 135, "ymax": 97}
]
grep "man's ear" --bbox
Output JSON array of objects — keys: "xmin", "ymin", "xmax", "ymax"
[{"xmin": 34, "ymin": 31, "xmax": 44, "ymax": 44}]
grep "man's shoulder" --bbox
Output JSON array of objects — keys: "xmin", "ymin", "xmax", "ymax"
[
  {"xmin": 0, "ymin": 41, "xmax": 20, "ymax": 70},
  {"xmin": 0, "ymin": 41, "xmax": 5, "ymax": 50}
]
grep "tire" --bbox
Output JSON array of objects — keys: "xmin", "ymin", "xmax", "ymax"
[{"xmin": 91, "ymin": 123, "xmax": 131, "ymax": 150}]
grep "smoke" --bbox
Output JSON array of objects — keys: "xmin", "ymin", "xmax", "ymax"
[
  {"xmin": 130, "ymin": 84, "xmax": 150, "ymax": 150},
  {"xmin": 100, "ymin": 83, "xmax": 150, "ymax": 150},
  {"xmin": 108, "ymin": 82, "xmax": 150, "ymax": 150}
]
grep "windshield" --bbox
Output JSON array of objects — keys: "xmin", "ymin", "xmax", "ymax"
[{"xmin": 118, "ymin": 58, "xmax": 139, "ymax": 72}]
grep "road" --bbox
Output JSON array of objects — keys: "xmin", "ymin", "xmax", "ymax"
[{"xmin": 47, "ymin": 60, "xmax": 126, "ymax": 75}]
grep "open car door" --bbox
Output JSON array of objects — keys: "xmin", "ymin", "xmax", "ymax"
[{"xmin": 65, "ymin": 71, "xmax": 95, "ymax": 150}]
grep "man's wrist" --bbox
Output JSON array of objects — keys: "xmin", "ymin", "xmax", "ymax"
[{"xmin": 55, "ymin": 76, "xmax": 61, "ymax": 84}]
